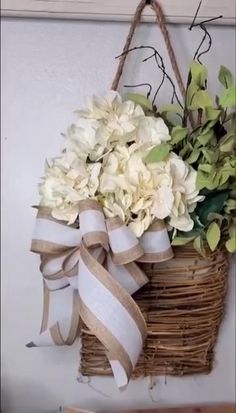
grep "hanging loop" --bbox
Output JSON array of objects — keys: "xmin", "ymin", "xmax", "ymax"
[{"xmin": 111, "ymin": 0, "xmax": 185, "ymax": 102}]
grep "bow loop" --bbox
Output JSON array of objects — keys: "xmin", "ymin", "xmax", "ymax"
[
  {"xmin": 31, "ymin": 207, "xmax": 82, "ymax": 255},
  {"xmin": 78, "ymin": 199, "xmax": 109, "ymax": 252},
  {"xmin": 106, "ymin": 217, "xmax": 144, "ymax": 265}
]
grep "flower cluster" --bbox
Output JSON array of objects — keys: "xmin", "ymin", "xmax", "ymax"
[{"xmin": 39, "ymin": 91, "xmax": 202, "ymax": 236}]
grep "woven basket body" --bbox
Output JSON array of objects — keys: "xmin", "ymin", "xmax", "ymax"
[{"xmin": 80, "ymin": 244, "xmax": 228, "ymax": 378}]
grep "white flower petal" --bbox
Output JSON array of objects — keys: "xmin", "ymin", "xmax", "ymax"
[
  {"xmin": 169, "ymin": 213, "xmax": 194, "ymax": 232},
  {"xmin": 128, "ymin": 221, "xmax": 145, "ymax": 238},
  {"xmin": 137, "ymin": 116, "xmax": 171, "ymax": 146},
  {"xmin": 152, "ymin": 186, "xmax": 174, "ymax": 219},
  {"xmin": 52, "ymin": 204, "xmax": 79, "ymax": 225}
]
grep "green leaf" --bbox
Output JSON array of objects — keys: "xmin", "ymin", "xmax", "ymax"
[
  {"xmin": 229, "ymin": 224, "xmax": 236, "ymax": 239},
  {"xmin": 198, "ymin": 129, "xmax": 215, "ymax": 146},
  {"xmin": 190, "ymin": 61, "xmax": 208, "ymax": 87},
  {"xmin": 193, "ymin": 236, "xmax": 206, "ymax": 257},
  {"xmin": 201, "ymin": 148, "xmax": 219, "ymax": 164},
  {"xmin": 219, "ymin": 86, "xmax": 236, "ymax": 108},
  {"xmin": 218, "ymin": 183, "xmax": 231, "ymax": 191},
  {"xmin": 126, "ymin": 93, "xmax": 153, "ymax": 111},
  {"xmin": 225, "ymin": 224, "xmax": 236, "ymax": 252},
  {"xmin": 218, "ymin": 65, "xmax": 234, "ymax": 88},
  {"xmin": 145, "ymin": 143, "xmax": 170, "ymax": 163},
  {"xmin": 206, "ymin": 173, "xmax": 220, "ymax": 190},
  {"xmin": 171, "ymin": 235, "xmax": 196, "ymax": 246},
  {"xmin": 223, "ymin": 112, "xmax": 236, "ymax": 124},
  {"xmin": 196, "ymin": 191, "xmax": 229, "ymax": 224},
  {"xmin": 219, "ymin": 171, "xmax": 233, "ymax": 186},
  {"xmin": 201, "ymin": 118, "xmax": 219, "ymax": 135},
  {"xmin": 206, "ymin": 222, "xmax": 221, "ymax": 251},
  {"xmin": 186, "ymin": 148, "xmax": 200, "ymax": 164},
  {"xmin": 197, "ymin": 170, "xmax": 211, "ymax": 190},
  {"xmin": 189, "ymin": 90, "xmax": 213, "ymax": 110},
  {"xmin": 231, "ymin": 112, "xmax": 236, "ymax": 132},
  {"xmin": 196, "ymin": 170, "xmax": 220, "ymax": 190},
  {"xmin": 171, "ymin": 126, "xmax": 188, "ymax": 144},
  {"xmin": 186, "ymin": 82, "xmax": 198, "ymax": 108},
  {"xmin": 225, "ymin": 199, "xmax": 236, "ymax": 213},
  {"xmin": 179, "ymin": 142, "xmax": 192, "ymax": 158},
  {"xmin": 226, "ymin": 237, "xmax": 236, "ymax": 252},
  {"xmin": 161, "ymin": 104, "xmax": 183, "ymax": 115},
  {"xmin": 219, "ymin": 133, "xmax": 236, "ymax": 152},
  {"xmin": 199, "ymin": 164, "xmax": 213, "ymax": 173},
  {"xmin": 205, "ymin": 107, "xmax": 221, "ymax": 121},
  {"xmin": 219, "ymin": 161, "xmax": 236, "ymax": 185}
]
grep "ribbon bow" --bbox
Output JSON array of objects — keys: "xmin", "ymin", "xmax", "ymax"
[{"xmin": 28, "ymin": 199, "xmax": 173, "ymax": 388}]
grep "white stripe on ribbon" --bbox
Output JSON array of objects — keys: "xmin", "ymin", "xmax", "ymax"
[
  {"xmin": 140, "ymin": 227, "xmax": 171, "ymax": 253},
  {"xmin": 109, "ymin": 360, "xmax": 129, "ymax": 388},
  {"xmin": 106, "ymin": 254, "xmax": 140, "ymax": 295},
  {"xmin": 79, "ymin": 210, "xmax": 107, "ymax": 235},
  {"xmin": 33, "ymin": 218, "xmax": 81, "ymax": 246},
  {"xmin": 43, "ymin": 254, "xmax": 68, "ymax": 276},
  {"xmin": 107, "ymin": 225, "xmax": 139, "ymax": 254},
  {"xmin": 32, "ymin": 286, "xmax": 75, "ymax": 346},
  {"xmin": 78, "ymin": 257, "xmax": 143, "ymax": 384},
  {"xmin": 44, "ymin": 278, "xmax": 69, "ymax": 291},
  {"xmin": 47, "ymin": 287, "xmax": 75, "ymax": 328}
]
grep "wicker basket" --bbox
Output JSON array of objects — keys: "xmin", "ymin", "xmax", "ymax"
[{"xmin": 80, "ymin": 244, "xmax": 228, "ymax": 378}]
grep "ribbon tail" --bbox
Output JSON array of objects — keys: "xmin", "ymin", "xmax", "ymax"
[
  {"xmin": 106, "ymin": 254, "xmax": 148, "ymax": 295},
  {"xmin": 79, "ymin": 299, "xmax": 133, "ymax": 389},
  {"xmin": 79, "ymin": 242, "xmax": 147, "ymax": 388},
  {"xmin": 26, "ymin": 282, "xmax": 80, "ymax": 347}
]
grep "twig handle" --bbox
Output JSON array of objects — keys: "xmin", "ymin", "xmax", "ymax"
[{"xmin": 111, "ymin": 0, "xmax": 186, "ymax": 100}]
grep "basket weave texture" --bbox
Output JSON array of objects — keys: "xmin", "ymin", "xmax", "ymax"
[{"xmin": 80, "ymin": 244, "xmax": 228, "ymax": 378}]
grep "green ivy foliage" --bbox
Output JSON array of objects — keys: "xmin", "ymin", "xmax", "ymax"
[{"xmin": 126, "ymin": 62, "xmax": 236, "ymax": 255}]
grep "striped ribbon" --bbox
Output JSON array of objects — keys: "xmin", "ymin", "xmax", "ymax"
[{"xmin": 27, "ymin": 199, "xmax": 173, "ymax": 388}]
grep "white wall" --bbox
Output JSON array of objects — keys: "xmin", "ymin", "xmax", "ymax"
[{"xmin": 1, "ymin": 17, "xmax": 236, "ymax": 413}]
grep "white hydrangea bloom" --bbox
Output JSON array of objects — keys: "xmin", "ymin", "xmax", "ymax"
[
  {"xmin": 78, "ymin": 91, "xmax": 123, "ymax": 120},
  {"xmin": 99, "ymin": 145, "xmax": 155, "ymax": 236},
  {"xmin": 136, "ymin": 116, "xmax": 171, "ymax": 147},
  {"xmin": 148, "ymin": 153, "xmax": 204, "ymax": 232},
  {"xmin": 39, "ymin": 151, "xmax": 101, "ymax": 224},
  {"xmin": 79, "ymin": 91, "xmax": 145, "ymax": 146},
  {"xmin": 65, "ymin": 118, "xmax": 99, "ymax": 161}
]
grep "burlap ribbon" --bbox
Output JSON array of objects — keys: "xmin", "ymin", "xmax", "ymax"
[{"xmin": 28, "ymin": 199, "xmax": 173, "ymax": 388}]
